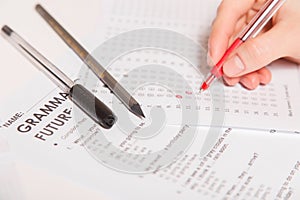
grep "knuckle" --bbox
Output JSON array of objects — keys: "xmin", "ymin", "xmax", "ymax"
[
  {"xmin": 216, "ymin": 2, "xmax": 225, "ymax": 14},
  {"xmin": 217, "ymin": 0, "xmax": 232, "ymax": 15},
  {"xmin": 239, "ymin": 39, "xmax": 271, "ymax": 67}
]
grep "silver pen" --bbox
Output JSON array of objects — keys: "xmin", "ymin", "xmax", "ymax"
[{"xmin": 1, "ymin": 25, "xmax": 116, "ymax": 129}]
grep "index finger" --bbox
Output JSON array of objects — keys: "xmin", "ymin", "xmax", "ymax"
[{"xmin": 209, "ymin": 0, "xmax": 255, "ymax": 63}]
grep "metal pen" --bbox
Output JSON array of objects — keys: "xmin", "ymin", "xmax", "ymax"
[
  {"xmin": 1, "ymin": 25, "xmax": 116, "ymax": 129},
  {"xmin": 35, "ymin": 4, "xmax": 145, "ymax": 119},
  {"xmin": 200, "ymin": 0, "xmax": 286, "ymax": 92}
]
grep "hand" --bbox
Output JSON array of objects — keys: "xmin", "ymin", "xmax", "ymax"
[{"xmin": 208, "ymin": 0, "xmax": 300, "ymax": 90}]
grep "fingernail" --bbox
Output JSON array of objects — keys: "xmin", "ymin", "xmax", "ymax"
[
  {"xmin": 222, "ymin": 77, "xmax": 232, "ymax": 86},
  {"xmin": 240, "ymin": 77, "xmax": 254, "ymax": 90},
  {"xmin": 240, "ymin": 77, "xmax": 251, "ymax": 86},
  {"xmin": 223, "ymin": 55, "xmax": 245, "ymax": 76}
]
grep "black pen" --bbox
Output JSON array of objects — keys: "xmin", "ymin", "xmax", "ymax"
[
  {"xmin": 1, "ymin": 25, "xmax": 116, "ymax": 129},
  {"xmin": 35, "ymin": 4, "xmax": 145, "ymax": 119}
]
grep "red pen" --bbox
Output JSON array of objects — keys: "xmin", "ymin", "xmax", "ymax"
[{"xmin": 200, "ymin": 0, "xmax": 286, "ymax": 92}]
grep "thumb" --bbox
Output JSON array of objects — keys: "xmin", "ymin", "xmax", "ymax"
[{"xmin": 223, "ymin": 26, "xmax": 287, "ymax": 77}]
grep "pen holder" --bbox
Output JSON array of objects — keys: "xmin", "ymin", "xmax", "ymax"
[{"xmin": 69, "ymin": 84, "xmax": 117, "ymax": 129}]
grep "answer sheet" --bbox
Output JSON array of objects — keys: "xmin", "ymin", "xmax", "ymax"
[
  {"xmin": 78, "ymin": 0, "xmax": 300, "ymax": 132},
  {"xmin": 1, "ymin": 0, "xmax": 300, "ymax": 200}
]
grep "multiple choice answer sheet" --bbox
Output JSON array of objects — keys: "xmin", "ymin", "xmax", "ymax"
[{"xmin": 76, "ymin": 0, "xmax": 300, "ymax": 132}]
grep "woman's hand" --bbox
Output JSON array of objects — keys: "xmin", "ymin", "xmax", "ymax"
[{"xmin": 208, "ymin": 0, "xmax": 300, "ymax": 89}]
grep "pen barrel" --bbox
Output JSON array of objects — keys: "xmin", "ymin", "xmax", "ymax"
[
  {"xmin": 69, "ymin": 84, "xmax": 117, "ymax": 129},
  {"xmin": 1, "ymin": 26, "xmax": 74, "ymax": 93},
  {"xmin": 239, "ymin": 0, "xmax": 286, "ymax": 41}
]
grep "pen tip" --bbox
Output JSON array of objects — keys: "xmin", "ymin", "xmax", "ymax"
[
  {"xmin": 200, "ymin": 82, "xmax": 209, "ymax": 91},
  {"xmin": 1, "ymin": 25, "xmax": 13, "ymax": 36},
  {"xmin": 131, "ymin": 103, "xmax": 145, "ymax": 119}
]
